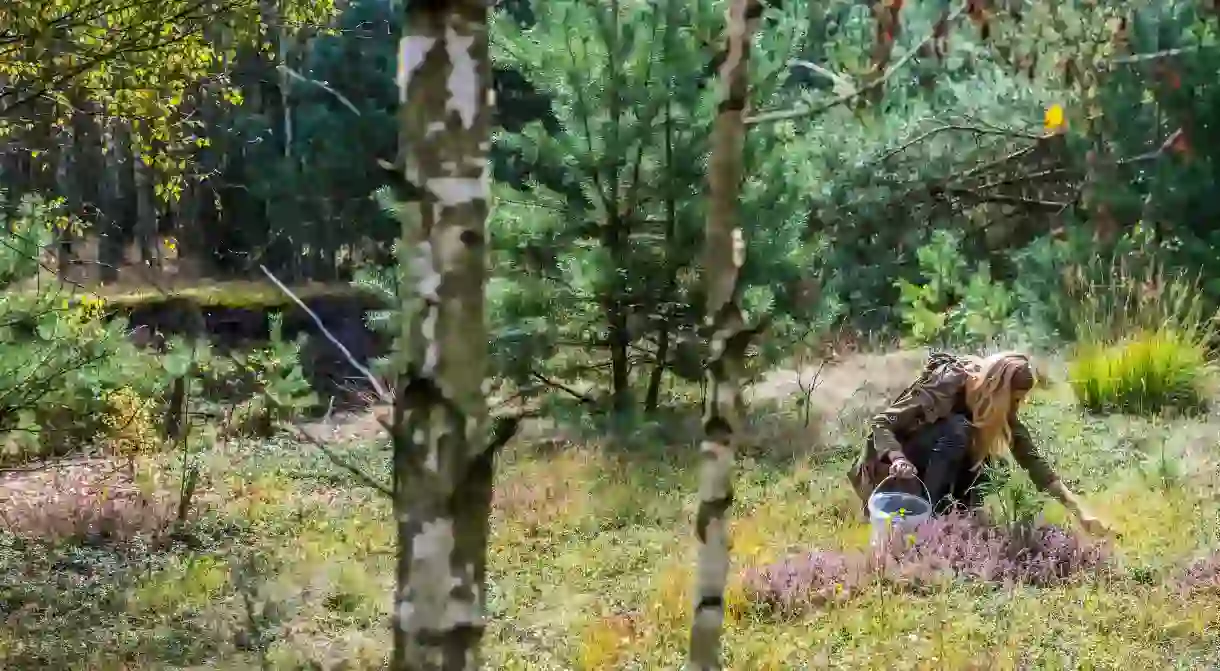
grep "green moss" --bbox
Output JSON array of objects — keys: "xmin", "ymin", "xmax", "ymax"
[{"xmin": 95, "ymin": 280, "xmax": 381, "ymax": 310}]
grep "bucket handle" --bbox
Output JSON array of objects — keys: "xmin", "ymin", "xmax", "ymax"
[{"xmin": 872, "ymin": 473, "xmax": 932, "ymax": 505}]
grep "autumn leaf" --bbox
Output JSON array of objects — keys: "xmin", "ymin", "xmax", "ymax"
[{"xmin": 1044, "ymin": 104, "xmax": 1066, "ymax": 132}]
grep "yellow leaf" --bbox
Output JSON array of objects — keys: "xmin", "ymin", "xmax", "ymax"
[{"xmin": 1044, "ymin": 104, "xmax": 1066, "ymax": 132}]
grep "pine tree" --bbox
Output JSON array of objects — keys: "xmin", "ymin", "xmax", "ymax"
[{"xmin": 489, "ymin": 0, "xmax": 835, "ymax": 414}]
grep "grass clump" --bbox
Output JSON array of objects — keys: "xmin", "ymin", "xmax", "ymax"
[
  {"xmin": 1069, "ymin": 329, "xmax": 1211, "ymax": 415},
  {"xmin": 1064, "ymin": 257, "xmax": 1217, "ymax": 415}
]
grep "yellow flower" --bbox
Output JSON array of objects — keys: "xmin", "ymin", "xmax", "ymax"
[{"xmin": 1044, "ymin": 103, "xmax": 1066, "ymax": 132}]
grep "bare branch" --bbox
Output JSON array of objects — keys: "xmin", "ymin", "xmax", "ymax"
[
  {"xmin": 277, "ymin": 64, "xmax": 361, "ymax": 116},
  {"xmin": 745, "ymin": 0, "xmax": 969, "ymax": 126},
  {"xmin": 259, "ymin": 264, "xmax": 390, "ymax": 402}
]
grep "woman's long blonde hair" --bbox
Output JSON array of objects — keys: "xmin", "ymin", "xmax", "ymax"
[{"xmin": 961, "ymin": 351, "xmax": 1033, "ymax": 463}]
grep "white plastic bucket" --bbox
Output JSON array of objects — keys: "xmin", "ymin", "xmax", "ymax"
[{"xmin": 868, "ymin": 475, "xmax": 932, "ymax": 549}]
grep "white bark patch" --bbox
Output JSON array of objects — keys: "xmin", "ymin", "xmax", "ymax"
[
  {"xmin": 426, "ymin": 176, "xmax": 488, "ymax": 207},
  {"xmin": 397, "ymin": 36, "xmax": 436, "ymax": 103},
  {"xmin": 409, "ymin": 241, "xmax": 441, "ymax": 302},
  {"xmin": 397, "ymin": 599, "xmax": 415, "ymax": 629},
  {"xmin": 444, "ymin": 26, "xmax": 479, "ymax": 128},
  {"xmin": 421, "ymin": 307, "xmax": 440, "ymax": 377},
  {"xmin": 730, "ymin": 227, "xmax": 746, "ymax": 268},
  {"xmin": 404, "ymin": 518, "xmax": 458, "ymax": 630}
]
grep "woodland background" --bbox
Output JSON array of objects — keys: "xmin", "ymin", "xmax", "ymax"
[{"xmin": 2, "ymin": 0, "xmax": 1220, "ymax": 669}]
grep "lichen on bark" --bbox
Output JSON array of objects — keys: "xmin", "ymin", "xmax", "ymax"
[{"xmin": 391, "ymin": 2, "xmax": 494, "ymax": 669}]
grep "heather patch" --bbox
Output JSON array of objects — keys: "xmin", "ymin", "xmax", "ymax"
[
  {"xmin": 743, "ymin": 512, "xmax": 1112, "ymax": 617},
  {"xmin": 1175, "ymin": 552, "xmax": 1220, "ymax": 597},
  {"xmin": 0, "ymin": 459, "xmax": 179, "ymax": 547}
]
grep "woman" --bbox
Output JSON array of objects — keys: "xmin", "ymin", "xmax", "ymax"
[{"xmin": 847, "ymin": 351, "xmax": 1110, "ymax": 535}]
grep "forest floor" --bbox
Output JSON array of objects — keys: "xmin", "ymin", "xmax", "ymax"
[{"xmin": 2, "ymin": 350, "xmax": 1220, "ymax": 669}]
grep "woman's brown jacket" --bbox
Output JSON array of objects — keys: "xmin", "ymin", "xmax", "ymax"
[{"xmin": 847, "ymin": 353, "xmax": 1060, "ymax": 510}]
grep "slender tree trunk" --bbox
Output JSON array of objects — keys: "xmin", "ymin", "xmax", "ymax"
[
  {"xmin": 391, "ymin": 2, "xmax": 496, "ymax": 668},
  {"xmin": 606, "ymin": 216, "xmax": 633, "ymax": 416},
  {"xmin": 103, "ymin": 117, "xmax": 137, "ymax": 283},
  {"xmin": 688, "ymin": 1, "xmax": 764, "ymax": 668},
  {"xmin": 71, "ymin": 102, "xmax": 109, "ymax": 282},
  {"xmin": 644, "ymin": 325, "xmax": 670, "ymax": 413},
  {"xmin": 56, "ymin": 126, "xmax": 76, "ymax": 279},
  {"xmin": 647, "ymin": 6, "xmax": 680, "ymax": 416},
  {"xmin": 134, "ymin": 149, "xmax": 161, "ymax": 270}
]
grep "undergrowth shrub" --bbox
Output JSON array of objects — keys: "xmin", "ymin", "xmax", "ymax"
[
  {"xmin": 1060, "ymin": 239, "xmax": 1217, "ymax": 414},
  {"xmin": 100, "ymin": 386, "xmax": 161, "ymax": 455},
  {"xmin": 171, "ymin": 313, "xmax": 318, "ymax": 438},
  {"xmin": 895, "ymin": 229, "xmax": 1013, "ymax": 347},
  {"xmin": 0, "ymin": 463, "xmax": 177, "ymax": 546},
  {"xmin": 742, "ymin": 512, "xmax": 1110, "ymax": 618},
  {"xmin": 1176, "ymin": 553, "xmax": 1220, "ymax": 597},
  {"xmin": 0, "ymin": 193, "xmax": 162, "ymax": 464}
]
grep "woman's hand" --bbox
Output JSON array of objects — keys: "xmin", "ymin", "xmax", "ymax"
[
  {"xmin": 889, "ymin": 458, "xmax": 917, "ymax": 479},
  {"xmin": 1077, "ymin": 508, "xmax": 1113, "ymax": 537}
]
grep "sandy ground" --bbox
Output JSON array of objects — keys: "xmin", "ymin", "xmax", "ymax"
[{"xmin": 0, "ymin": 351, "xmax": 926, "ymax": 507}]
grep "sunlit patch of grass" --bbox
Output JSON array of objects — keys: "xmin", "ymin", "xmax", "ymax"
[
  {"xmin": 576, "ymin": 611, "xmax": 641, "ymax": 670},
  {"xmin": 1069, "ymin": 329, "xmax": 1212, "ymax": 415},
  {"xmin": 1095, "ymin": 476, "xmax": 1214, "ymax": 565},
  {"xmin": 130, "ymin": 554, "xmax": 230, "ymax": 614},
  {"xmin": 493, "ymin": 446, "xmax": 602, "ymax": 533}
]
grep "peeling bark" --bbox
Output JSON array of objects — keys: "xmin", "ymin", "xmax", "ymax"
[
  {"xmin": 392, "ymin": 2, "xmax": 494, "ymax": 669},
  {"xmin": 689, "ymin": 1, "xmax": 764, "ymax": 669}
]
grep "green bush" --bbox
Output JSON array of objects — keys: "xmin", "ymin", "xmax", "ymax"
[
  {"xmin": 1060, "ymin": 235, "xmax": 1217, "ymax": 416},
  {"xmin": 0, "ymin": 193, "xmax": 163, "ymax": 463},
  {"xmin": 167, "ymin": 312, "xmax": 318, "ymax": 437},
  {"xmin": 1068, "ymin": 330, "xmax": 1212, "ymax": 415},
  {"xmin": 895, "ymin": 230, "xmax": 1013, "ymax": 347}
]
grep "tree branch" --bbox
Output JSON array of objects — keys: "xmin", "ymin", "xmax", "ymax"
[{"xmin": 744, "ymin": 0, "xmax": 969, "ymax": 126}]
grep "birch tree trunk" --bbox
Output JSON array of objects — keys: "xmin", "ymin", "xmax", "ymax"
[
  {"xmin": 391, "ymin": 1, "xmax": 495, "ymax": 669},
  {"xmin": 689, "ymin": 1, "xmax": 764, "ymax": 668}
]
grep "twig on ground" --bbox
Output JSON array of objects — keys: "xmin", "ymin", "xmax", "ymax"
[{"xmin": 284, "ymin": 422, "xmax": 393, "ymax": 497}]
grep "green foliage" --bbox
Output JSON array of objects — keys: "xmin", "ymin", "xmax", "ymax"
[
  {"xmin": 350, "ymin": 222, "xmax": 403, "ymax": 379},
  {"xmin": 487, "ymin": 0, "xmax": 841, "ymax": 406},
  {"xmin": 975, "ymin": 459, "xmax": 1050, "ymax": 541},
  {"xmin": 0, "ymin": 0, "xmax": 337, "ymax": 194},
  {"xmin": 1068, "ymin": 330, "xmax": 1212, "ymax": 416},
  {"xmin": 0, "ymin": 192, "xmax": 162, "ymax": 462},
  {"xmin": 895, "ymin": 230, "xmax": 1012, "ymax": 346},
  {"xmin": 169, "ymin": 313, "xmax": 318, "ymax": 437}
]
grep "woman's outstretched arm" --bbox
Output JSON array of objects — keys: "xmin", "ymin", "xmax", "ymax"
[{"xmin": 1010, "ymin": 414, "xmax": 1110, "ymax": 534}]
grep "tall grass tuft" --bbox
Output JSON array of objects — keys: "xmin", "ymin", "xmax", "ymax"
[{"xmin": 1064, "ymin": 256, "xmax": 1217, "ymax": 415}]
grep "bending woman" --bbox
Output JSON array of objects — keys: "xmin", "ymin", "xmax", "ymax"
[{"xmin": 847, "ymin": 351, "xmax": 1109, "ymax": 535}]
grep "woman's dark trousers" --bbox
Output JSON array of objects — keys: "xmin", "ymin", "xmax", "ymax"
[{"xmin": 899, "ymin": 413, "xmax": 975, "ymax": 514}]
